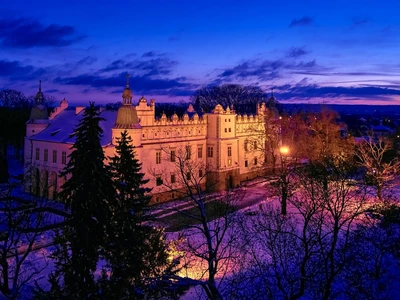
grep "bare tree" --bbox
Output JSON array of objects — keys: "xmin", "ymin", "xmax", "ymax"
[
  {"xmin": 0, "ymin": 183, "xmax": 52, "ymax": 300},
  {"xmin": 355, "ymin": 136, "xmax": 400, "ymax": 200},
  {"xmin": 228, "ymin": 156, "xmax": 369, "ymax": 299},
  {"xmin": 191, "ymin": 84, "xmax": 268, "ymax": 114},
  {"xmin": 151, "ymin": 146, "xmax": 244, "ymax": 300}
]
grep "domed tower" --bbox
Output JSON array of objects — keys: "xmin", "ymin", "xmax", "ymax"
[
  {"xmin": 26, "ymin": 80, "xmax": 50, "ymax": 138},
  {"xmin": 112, "ymin": 74, "xmax": 142, "ymax": 147},
  {"xmin": 29, "ymin": 80, "xmax": 49, "ymax": 122}
]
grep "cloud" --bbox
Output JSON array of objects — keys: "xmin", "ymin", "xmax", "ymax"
[
  {"xmin": 0, "ymin": 17, "xmax": 85, "ymax": 48},
  {"xmin": 287, "ymin": 47, "xmax": 310, "ymax": 58},
  {"xmin": 77, "ymin": 56, "xmax": 97, "ymax": 66},
  {"xmin": 100, "ymin": 54, "xmax": 177, "ymax": 76},
  {"xmin": 351, "ymin": 17, "xmax": 370, "ymax": 27},
  {"xmin": 289, "ymin": 16, "xmax": 313, "ymax": 27},
  {"xmin": 217, "ymin": 58, "xmax": 322, "ymax": 81},
  {"xmin": 168, "ymin": 36, "xmax": 180, "ymax": 42},
  {"xmin": 275, "ymin": 84, "xmax": 400, "ymax": 101},
  {"xmin": 54, "ymin": 73, "xmax": 197, "ymax": 96},
  {"xmin": 0, "ymin": 59, "xmax": 46, "ymax": 80},
  {"xmin": 142, "ymin": 51, "xmax": 157, "ymax": 57}
]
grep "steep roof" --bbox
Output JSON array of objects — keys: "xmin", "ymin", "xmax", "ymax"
[{"xmin": 29, "ymin": 108, "xmax": 117, "ymax": 146}]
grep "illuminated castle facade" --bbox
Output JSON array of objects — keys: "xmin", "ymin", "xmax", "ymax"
[{"xmin": 24, "ymin": 78, "xmax": 279, "ymax": 202}]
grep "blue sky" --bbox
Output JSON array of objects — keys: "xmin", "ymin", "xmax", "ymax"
[{"xmin": 1, "ymin": 0, "xmax": 400, "ymax": 105}]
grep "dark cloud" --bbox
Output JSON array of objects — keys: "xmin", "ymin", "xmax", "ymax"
[
  {"xmin": 142, "ymin": 51, "xmax": 157, "ymax": 57},
  {"xmin": 168, "ymin": 36, "xmax": 180, "ymax": 42},
  {"xmin": 287, "ymin": 47, "xmax": 310, "ymax": 58},
  {"xmin": 77, "ymin": 56, "xmax": 97, "ymax": 66},
  {"xmin": 218, "ymin": 58, "xmax": 322, "ymax": 81},
  {"xmin": 289, "ymin": 16, "xmax": 313, "ymax": 27},
  {"xmin": 100, "ymin": 55, "xmax": 177, "ymax": 75},
  {"xmin": 45, "ymin": 89, "xmax": 60, "ymax": 93},
  {"xmin": 0, "ymin": 17, "xmax": 85, "ymax": 48},
  {"xmin": 54, "ymin": 73, "xmax": 197, "ymax": 96},
  {"xmin": 275, "ymin": 84, "xmax": 400, "ymax": 101},
  {"xmin": 0, "ymin": 59, "xmax": 46, "ymax": 80},
  {"xmin": 351, "ymin": 17, "xmax": 370, "ymax": 27}
]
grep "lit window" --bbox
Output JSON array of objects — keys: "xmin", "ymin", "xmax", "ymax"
[
  {"xmin": 156, "ymin": 177, "xmax": 163, "ymax": 186},
  {"xmin": 228, "ymin": 146, "xmax": 232, "ymax": 157},
  {"xmin": 170, "ymin": 150, "xmax": 176, "ymax": 162},
  {"xmin": 35, "ymin": 148, "xmax": 40, "ymax": 160},
  {"xmin": 156, "ymin": 151, "xmax": 161, "ymax": 164},
  {"xmin": 52, "ymin": 150, "xmax": 57, "ymax": 163},
  {"xmin": 186, "ymin": 146, "xmax": 191, "ymax": 160},
  {"xmin": 44, "ymin": 149, "xmax": 48, "ymax": 162},
  {"xmin": 228, "ymin": 159, "xmax": 232, "ymax": 166},
  {"xmin": 198, "ymin": 146, "xmax": 203, "ymax": 158},
  {"xmin": 62, "ymin": 151, "xmax": 67, "ymax": 164},
  {"xmin": 207, "ymin": 146, "xmax": 214, "ymax": 158},
  {"xmin": 171, "ymin": 174, "xmax": 176, "ymax": 184}
]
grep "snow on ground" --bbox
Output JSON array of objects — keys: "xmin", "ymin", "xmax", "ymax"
[{"xmin": 4, "ymin": 150, "xmax": 400, "ymax": 299}]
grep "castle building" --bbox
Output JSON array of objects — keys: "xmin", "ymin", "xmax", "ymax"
[{"xmin": 24, "ymin": 77, "xmax": 278, "ymax": 202}]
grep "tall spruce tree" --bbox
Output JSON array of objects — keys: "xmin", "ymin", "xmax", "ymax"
[
  {"xmin": 103, "ymin": 130, "xmax": 170, "ymax": 298},
  {"xmin": 50, "ymin": 102, "xmax": 115, "ymax": 298}
]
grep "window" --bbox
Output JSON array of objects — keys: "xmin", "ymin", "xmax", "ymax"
[
  {"xmin": 186, "ymin": 145, "xmax": 191, "ymax": 160},
  {"xmin": 228, "ymin": 159, "xmax": 232, "ymax": 166},
  {"xmin": 170, "ymin": 149, "xmax": 176, "ymax": 162},
  {"xmin": 52, "ymin": 150, "xmax": 57, "ymax": 163},
  {"xmin": 244, "ymin": 140, "xmax": 248, "ymax": 152},
  {"xmin": 225, "ymin": 128, "xmax": 227, "ymax": 133},
  {"xmin": 199, "ymin": 169, "xmax": 203, "ymax": 178},
  {"xmin": 254, "ymin": 157, "xmax": 258, "ymax": 165},
  {"xmin": 227, "ymin": 146, "xmax": 232, "ymax": 157},
  {"xmin": 35, "ymin": 148, "xmax": 40, "ymax": 160},
  {"xmin": 156, "ymin": 151, "xmax": 161, "ymax": 164},
  {"xmin": 254, "ymin": 141, "xmax": 257, "ymax": 150},
  {"xmin": 207, "ymin": 146, "xmax": 214, "ymax": 158},
  {"xmin": 198, "ymin": 146, "xmax": 203, "ymax": 158},
  {"xmin": 229, "ymin": 118, "xmax": 231, "ymax": 122},
  {"xmin": 186, "ymin": 172, "xmax": 191, "ymax": 180},
  {"xmin": 171, "ymin": 174, "xmax": 176, "ymax": 184},
  {"xmin": 156, "ymin": 177, "xmax": 163, "ymax": 186},
  {"xmin": 229, "ymin": 128, "xmax": 231, "ymax": 132},
  {"xmin": 62, "ymin": 151, "xmax": 67, "ymax": 164},
  {"xmin": 245, "ymin": 160, "xmax": 248, "ymax": 167},
  {"xmin": 44, "ymin": 149, "xmax": 48, "ymax": 162}
]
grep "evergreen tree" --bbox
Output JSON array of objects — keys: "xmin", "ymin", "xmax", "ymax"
[
  {"xmin": 50, "ymin": 102, "xmax": 115, "ymax": 298},
  {"xmin": 103, "ymin": 130, "xmax": 170, "ymax": 298}
]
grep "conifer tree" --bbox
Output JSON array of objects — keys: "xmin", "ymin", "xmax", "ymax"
[
  {"xmin": 103, "ymin": 130, "xmax": 170, "ymax": 298},
  {"xmin": 50, "ymin": 102, "xmax": 115, "ymax": 298}
]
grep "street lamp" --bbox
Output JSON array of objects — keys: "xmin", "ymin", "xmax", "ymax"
[
  {"xmin": 280, "ymin": 146, "xmax": 289, "ymax": 155},
  {"xmin": 279, "ymin": 146, "xmax": 290, "ymax": 216}
]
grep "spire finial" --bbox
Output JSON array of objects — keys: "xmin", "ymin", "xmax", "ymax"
[
  {"xmin": 271, "ymin": 88, "xmax": 274, "ymax": 97},
  {"xmin": 39, "ymin": 80, "xmax": 42, "ymax": 92},
  {"xmin": 126, "ymin": 73, "xmax": 130, "ymax": 88}
]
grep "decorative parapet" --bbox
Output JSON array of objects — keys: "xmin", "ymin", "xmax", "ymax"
[
  {"xmin": 153, "ymin": 113, "xmax": 205, "ymax": 126},
  {"xmin": 49, "ymin": 98, "xmax": 68, "ymax": 120}
]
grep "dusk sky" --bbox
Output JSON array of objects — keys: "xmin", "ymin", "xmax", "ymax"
[{"xmin": 1, "ymin": 0, "xmax": 400, "ymax": 105}]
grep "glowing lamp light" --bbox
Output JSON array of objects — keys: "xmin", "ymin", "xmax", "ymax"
[{"xmin": 280, "ymin": 146, "xmax": 289, "ymax": 155}]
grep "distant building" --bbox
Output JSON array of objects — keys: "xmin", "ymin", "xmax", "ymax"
[{"xmin": 24, "ymin": 77, "xmax": 279, "ymax": 202}]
